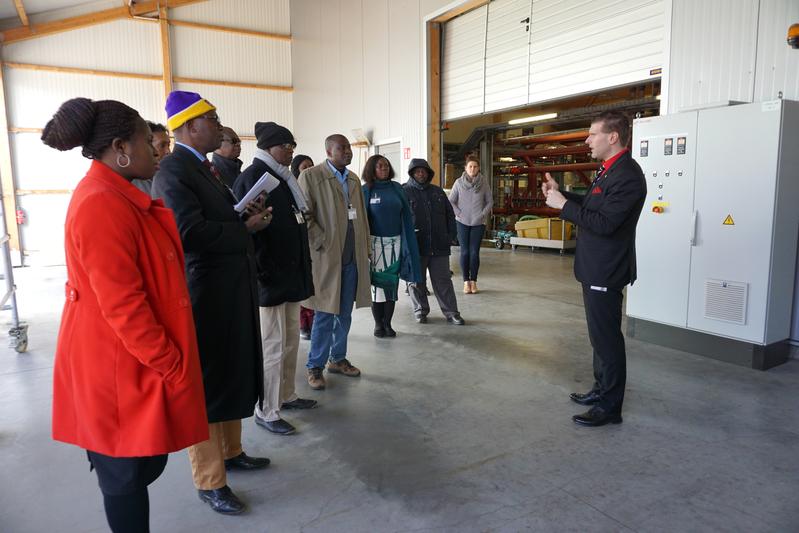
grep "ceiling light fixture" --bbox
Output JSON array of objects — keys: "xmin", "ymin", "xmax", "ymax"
[{"xmin": 508, "ymin": 112, "xmax": 558, "ymax": 125}]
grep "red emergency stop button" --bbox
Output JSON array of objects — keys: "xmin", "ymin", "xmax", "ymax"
[{"xmin": 652, "ymin": 206, "xmax": 664, "ymax": 213}]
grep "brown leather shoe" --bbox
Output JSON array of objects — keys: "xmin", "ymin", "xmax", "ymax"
[
  {"xmin": 307, "ymin": 367, "xmax": 326, "ymax": 390},
  {"xmin": 463, "ymin": 281, "xmax": 472, "ymax": 294},
  {"xmin": 327, "ymin": 358, "xmax": 361, "ymax": 377},
  {"xmin": 470, "ymin": 281, "xmax": 479, "ymax": 293}
]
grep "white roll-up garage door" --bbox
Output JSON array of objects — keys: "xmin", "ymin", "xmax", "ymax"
[
  {"xmin": 441, "ymin": 4, "xmax": 488, "ymax": 120},
  {"xmin": 484, "ymin": 0, "xmax": 533, "ymax": 112},
  {"xmin": 441, "ymin": 0, "xmax": 665, "ymax": 120},
  {"xmin": 528, "ymin": 0, "xmax": 665, "ymax": 104}
]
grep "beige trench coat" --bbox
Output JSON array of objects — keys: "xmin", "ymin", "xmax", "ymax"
[{"xmin": 298, "ymin": 161, "xmax": 371, "ymax": 314}]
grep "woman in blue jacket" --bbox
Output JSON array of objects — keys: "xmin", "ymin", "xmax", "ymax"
[{"xmin": 362, "ymin": 155, "xmax": 421, "ymax": 337}]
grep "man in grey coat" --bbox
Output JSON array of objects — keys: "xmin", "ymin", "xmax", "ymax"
[{"xmin": 403, "ymin": 158, "xmax": 465, "ymax": 325}]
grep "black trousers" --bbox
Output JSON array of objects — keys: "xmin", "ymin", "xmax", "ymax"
[
  {"xmin": 581, "ymin": 284, "xmax": 626, "ymax": 413},
  {"xmin": 87, "ymin": 451, "xmax": 168, "ymax": 533}
]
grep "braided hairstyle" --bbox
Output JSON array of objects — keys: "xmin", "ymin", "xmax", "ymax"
[{"xmin": 41, "ymin": 98, "xmax": 140, "ymax": 159}]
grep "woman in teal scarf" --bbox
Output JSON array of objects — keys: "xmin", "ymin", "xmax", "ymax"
[{"xmin": 362, "ymin": 155, "xmax": 421, "ymax": 337}]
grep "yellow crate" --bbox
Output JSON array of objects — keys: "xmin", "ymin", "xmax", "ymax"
[{"xmin": 515, "ymin": 218, "xmax": 573, "ymax": 240}]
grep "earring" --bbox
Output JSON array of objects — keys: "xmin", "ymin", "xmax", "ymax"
[{"xmin": 117, "ymin": 153, "xmax": 131, "ymax": 168}]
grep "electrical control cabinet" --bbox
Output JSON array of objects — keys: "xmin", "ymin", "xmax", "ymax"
[{"xmin": 628, "ymin": 100, "xmax": 799, "ymax": 346}]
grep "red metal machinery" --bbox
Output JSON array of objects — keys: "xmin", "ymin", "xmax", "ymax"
[{"xmin": 494, "ymin": 129, "xmax": 598, "ymax": 220}]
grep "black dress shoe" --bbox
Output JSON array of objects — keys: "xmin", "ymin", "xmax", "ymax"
[
  {"xmin": 281, "ymin": 398, "xmax": 318, "ymax": 410},
  {"xmin": 415, "ymin": 313, "xmax": 428, "ymax": 324},
  {"xmin": 373, "ymin": 326, "xmax": 386, "ymax": 338},
  {"xmin": 570, "ymin": 390, "xmax": 601, "ymax": 406},
  {"xmin": 447, "ymin": 314, "xmax": 465, "ymax": 325},
  {"xmin": 224, "ymin": 452, "xmax": 270, "ymax": 471},
  {"xmin": 255, "ymin": 416, "xmax": 296, "ymax": 435},
  {"xmin": 572, "ymin": 406, "xmax": 622, "ymax": 427},
  {"xmin": 198, "ymin": 486, "xmax": 245, "ymax": 514},
  {"xmin": 384, "ymin": 324, "xmax": 396, "ymax": 337}
]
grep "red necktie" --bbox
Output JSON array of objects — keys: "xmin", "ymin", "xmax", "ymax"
[{"xmin": 202, "ymin": 160, "xmax": 224, "ymax": 183}]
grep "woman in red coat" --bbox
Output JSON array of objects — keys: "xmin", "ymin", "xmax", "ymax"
[{"xmin": 42, "ymin": 98, "xmax": 208, "ymax": 533}]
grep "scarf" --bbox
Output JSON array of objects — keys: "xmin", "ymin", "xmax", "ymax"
[
  {"xmin": 460, "ymin": 171, "xmax": 484, "ymax": 192},
  {"xmin": 254, "ymin": 148, "xmax": 309, "ymax": 212}
]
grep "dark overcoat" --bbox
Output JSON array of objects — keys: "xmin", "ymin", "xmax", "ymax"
[
  {"xmin": 152, "ymin": 145, "xmax": 263, "ymax": 423},
  {"xmin": 233, "ymin": 158, "xmax": 314, "ymax": 307},
  {"xmin": 560, "ymin": 151, "xmax": 646, "ymax": 289}
]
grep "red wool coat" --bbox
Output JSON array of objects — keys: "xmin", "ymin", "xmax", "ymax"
[{"xmin": 52, "ymin": 161, "xmax": 208, "ymax": 457}]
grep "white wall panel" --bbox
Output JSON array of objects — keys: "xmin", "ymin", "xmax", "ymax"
[
  {"xmin": 172, "ymin": 0, "xmax": 290, "ymax": 35},
  {"xmin": 667, "ymin": 0, "xmax": 758, "ymax": 113},
  {"xmin": 529, "ymin": 0, "xmax": 664, "ymax": 104},
  {"xmin": 4, "ymin": 68, "xmax": 163, "ymax": 127},
  {"xmin": 362, "ymin": 0, "xmax": 390, "ymax": 146},
  {"xmin": 288, "ymin": 0, "xmax": 329, "ymax": 161},
  {"xmin": 484, "ymin": 0, "xmax": 532, "ymax": 112},
  {"xmin": 173, "ymin": 82, "xmax": 292, "ymax": 136},
  {"xmin": 389, "ymin": 0, "xmax": 423, "ymax": 156},
  {"xmin": 11, "ymin": 134, "xmax": 88, "ymax": 191},
  {"xmin": 441, "ymin": 5, "xmax": 487, "ymax": 119},
  {"xmin": 18, "ymin": 194, "xmax": 70, "ymax": 265},
  {"xmin": 2, "ymin": 19, "xmax": 161, "ymax": 75},
  {"xmin": 171, "ymin": 26, "xmax": 291, "ymax": 86},
  {"xmin": 753, "ymin": 0, "xmax": 799, "ymax": 102}
]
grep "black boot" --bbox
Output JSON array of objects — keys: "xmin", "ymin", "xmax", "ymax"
[
  {"xmin": 383, "ymin": 300, "xmax": 396, "ymax": 337},
  {"xmin": 371, "ymin": 302, "xmax": 386, "ymax": 337}
]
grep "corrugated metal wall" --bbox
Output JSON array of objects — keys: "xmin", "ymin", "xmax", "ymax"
[
  {"xmin": 753, "ymin": 0, "xmax": 799, "ymax": 102},
  {"xmin": 666, "ymin": 0, "xmax": 760, "ymax": 113},
  {"xmin": 665, "ymin": 0, "xmax": 799, "ymax": 110},
  {"xmin": 1, "ymin": 0, "xmax": 292, "ymax": 265},
  {"xmin": 290, "ymin": 0, "xmax": 452, "ymax": 166}
]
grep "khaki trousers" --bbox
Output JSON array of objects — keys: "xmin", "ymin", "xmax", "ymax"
[
  {"xmin": 187, "ymin": 419, "xmax": 242, "ymax": 490},
  {"xmin": 255, "ymin": 301, "xmax": 300, "ymax": 422}
]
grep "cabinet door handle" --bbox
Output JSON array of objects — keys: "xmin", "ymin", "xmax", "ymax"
[{"xmin": 689, "ymin": 211, "xmax": 698, "ymax": 246}]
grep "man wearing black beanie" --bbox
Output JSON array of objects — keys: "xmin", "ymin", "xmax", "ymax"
[{"xmin": 233, "ymin": 122, "xmax": 317, "ymax": 436}]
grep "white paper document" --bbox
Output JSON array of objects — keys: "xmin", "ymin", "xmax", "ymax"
[{"xmin": 233, "ymin": 172, "xmax": 281, "ymax": 212}]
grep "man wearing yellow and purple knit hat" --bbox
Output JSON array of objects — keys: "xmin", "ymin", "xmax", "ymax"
[{"xmin": 152, "ymin": 90, "xmax": 273, "ymax": 515}]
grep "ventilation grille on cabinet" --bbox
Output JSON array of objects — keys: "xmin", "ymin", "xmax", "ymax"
[{"xmin": 704, "ymin": 279, "xmax": 748, "ymax": 325}]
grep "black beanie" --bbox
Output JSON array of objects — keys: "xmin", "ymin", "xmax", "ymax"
[{"xmin": 254, "ymin": 121, "xmax": 295, "ymax": 149}]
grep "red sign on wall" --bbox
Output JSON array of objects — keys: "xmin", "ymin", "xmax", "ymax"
[{"xmin": 403, "ymin": 147, "xmax": 411, "ymax": 159}]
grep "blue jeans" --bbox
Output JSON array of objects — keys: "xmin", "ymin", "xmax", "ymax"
[
  {"xmin": 307, "ymin": 261, "xmax": 358, "ymax": 369},
  {"xmin": 456, "ymin": 222, "xmax": 485, "ymax": 281}
]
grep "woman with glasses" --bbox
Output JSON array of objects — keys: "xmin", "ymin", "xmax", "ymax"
[
  {"xmin": 291, "ymin": 154, "xmax": 316, "ymax": 340},
  {"xmin": 212, "ymin": 126, "xmax": 243, "ymax": 187},
  {"xmin": 43, "ymin": 97, "xmax": 208, "ymax": 532},
  {"xmin": 361, "ymin": 155, "xmax": 421, "ymax": 337}
]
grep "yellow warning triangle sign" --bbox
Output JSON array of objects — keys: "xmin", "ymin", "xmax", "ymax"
[{"xmin": 723, "ymin": 214, "xmax": 735, "ymax": 225}]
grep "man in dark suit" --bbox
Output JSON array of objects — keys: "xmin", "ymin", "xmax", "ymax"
[
  {"xmin": 543, "ymin": 110, "xmax": 646, "ymax": 427},
  {"xmin": 152, "ymin": 91, "xmax": 272, "ymax": 514}
]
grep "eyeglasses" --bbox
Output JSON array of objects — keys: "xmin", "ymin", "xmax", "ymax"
[
  {"xmin": 197, "ymin": 113, "xmax": 220, "ymax": 123},
  {"xmin": 278, "ymin": 143, "xmax": 297, "ymax": 150},
  {"xmin": 223, "ymin": 137, "xmax": 241, "ymax": 145}
]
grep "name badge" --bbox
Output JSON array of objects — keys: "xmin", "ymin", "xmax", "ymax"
[
  {"xmin": 348, "ymin": 208, "xmax": 358, "ymax": 220},
  {"xmin": 370, "ymin": 197, "xmax": 381, "ymax": 204},
  {"xmin": 294, "ymin": 211, "xmax": 305, "ymax": 224}
]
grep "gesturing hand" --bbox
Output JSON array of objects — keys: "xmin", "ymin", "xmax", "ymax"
[{"xmin": 541, "ymin": 172, "xmax": 559, "ymax": 196}]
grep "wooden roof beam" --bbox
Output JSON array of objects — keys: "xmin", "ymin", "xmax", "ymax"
[
  {"xmin": 0, "ymin": 0, "xmax": 206, "ymax": 44},
  {"xmin": 13, "ymin": 0, "xmax": 29, "ymax": 27}
]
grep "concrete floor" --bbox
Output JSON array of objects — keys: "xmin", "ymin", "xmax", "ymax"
[{"xmin": 1, "ymin": 248, "xmax": 798, "ymax": 532}]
